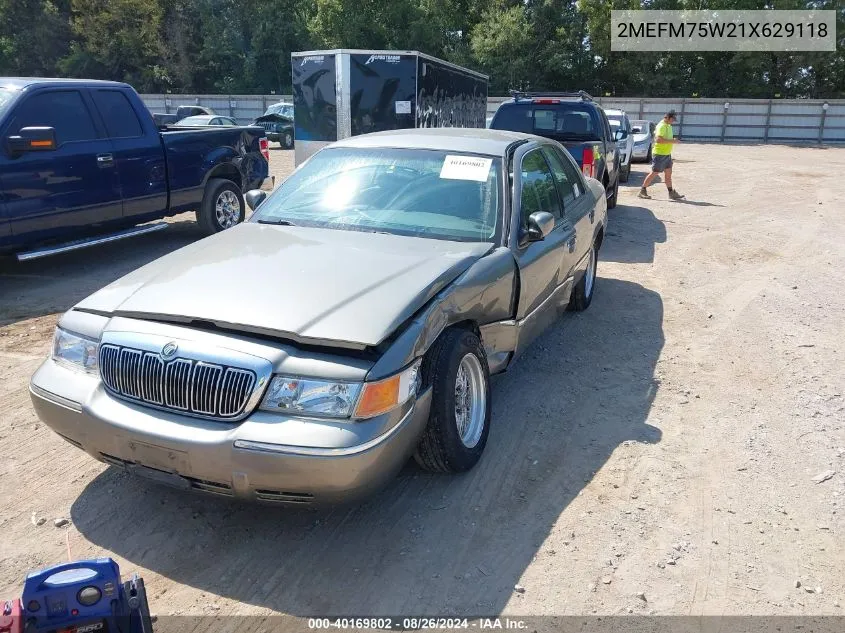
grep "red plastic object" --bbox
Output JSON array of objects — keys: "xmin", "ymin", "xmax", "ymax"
[
  {"xmin": 581, "ymin": 146, "xmax": 595, "ymax": 178},
  {"xmin": 0, "ymin": 599, "xmax": 23, "ymax": 633}
]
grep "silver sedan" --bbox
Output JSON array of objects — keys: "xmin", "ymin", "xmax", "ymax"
[{"xmin": 30, "ymin": 129, "xmax": 608, "ymax": 504}]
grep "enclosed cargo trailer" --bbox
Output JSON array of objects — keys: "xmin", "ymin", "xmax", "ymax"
[{"xmin": 291, "ymin": 49, "xmax": 488, "ymax": 165}]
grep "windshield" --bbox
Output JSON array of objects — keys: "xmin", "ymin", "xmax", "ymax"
[
  {"xmin": 0, "ymin": 87, "xmax": 19, "ymax": 119},
  {"xmin": 631, "ymin": 120, "xmax": 650, "ymax": 134},
  {"xmin": 251, "ymin": 147, "xmax": 502, "ymax": 243},
  {"xmin": 178, "ymin": 116, "xmax": 211, "ymax": 125},
  {"xmin": 266, "ymin": 103, "xmax": 293, "ymax": 118},
  {"xmin": 491, "ymin": 103, "xmax": 601, "ymax": 140}
]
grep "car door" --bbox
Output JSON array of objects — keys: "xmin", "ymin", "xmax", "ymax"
[
  {"xmin": 511, "ymin": 145, "xmax": 576, "ymax": 355},
  {"xmin": 542, "ymin": 144, "xmax": 596, "ymax": 284},
  {"xmin": 598, "ymin": 109, "xmax": 618, "ymax": 183},
  {"xmin": 0, "ymin": 88, "xmax": 122, "ymax": 243},
  {"xmin": 89, "ymin": 88, "xmax": 168, "ymax": 222}
]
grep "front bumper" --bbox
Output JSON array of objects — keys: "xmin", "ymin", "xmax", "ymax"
[{"xmin": 30, "ymin": 359, "xmax": 431, "ymax": 505}]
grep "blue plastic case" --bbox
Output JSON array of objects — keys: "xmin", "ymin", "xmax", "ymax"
[{"xmin": 21, "ymin": 559, "xmax": 120, "ymax": 633}]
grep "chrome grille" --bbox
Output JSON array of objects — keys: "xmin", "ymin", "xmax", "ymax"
[{"xmin": 100, "ymin": 344, "xmax": 256, "ymax": 420}]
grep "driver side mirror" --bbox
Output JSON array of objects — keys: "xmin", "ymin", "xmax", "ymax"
[
  {"xmin": 527, "ymin": 211, "xmax": 555, "ymax": 242},
  {"xmin": 614, "ymin": 128, "xmax": 629, "ymax": 141},
  {"xmin": 245, "ymin": 189, "xmax": 267, "ymax": 211},
  {"xmin": 7, "ymin": 127, "xmax": 56, "ymax": 155}
]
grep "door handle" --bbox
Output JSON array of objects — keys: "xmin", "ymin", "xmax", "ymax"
[
  {"xmin": 96, "ymin": 153, "xmax": 114, "ymax": 168},
  {"xmin": 567, "ymin": 236, "xmax": 577, "ymax": 252}
]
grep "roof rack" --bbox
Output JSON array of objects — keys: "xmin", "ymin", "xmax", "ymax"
[{"xmin": 509, "ymin": 90, "xmax": 593, "ymax": 102}]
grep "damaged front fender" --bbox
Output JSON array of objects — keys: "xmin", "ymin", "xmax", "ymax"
[{"xmin": 368, "ymin": 247, "xmax": 518, "ymax": 381}]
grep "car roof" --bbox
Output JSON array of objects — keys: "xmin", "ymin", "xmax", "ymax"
[
  {"xmin": 331, "ymin": 128, "xmax": 541, "ymax": 156},
  {"xmin": 1, "ymin": 77, "xmax": 129, "ymax": 89},
  {"xmin": 604, "ymin": 109, "xmax": 627, "ymax": 116}
]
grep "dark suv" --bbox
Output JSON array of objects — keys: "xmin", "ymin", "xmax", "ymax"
[{"xmin": 489, "ymin": 91, "xmax": 622, "ymax": 209}]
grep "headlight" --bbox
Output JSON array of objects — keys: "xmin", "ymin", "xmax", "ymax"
[
  {"xmin": 259, "ymin": 359, "xmax": 421, "ymax": 420},
  {"xmin": 52, "ymin": 327, "xmax": 99, "ymax": 373},
  {"xmin": 260, "ymin": 376, "xmax": 362, "ymax": 418}
]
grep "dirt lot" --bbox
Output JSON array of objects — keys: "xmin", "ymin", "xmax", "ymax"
[{"xmin": 1, "ymin": 142, "xmax": 844, "ymax": 623}]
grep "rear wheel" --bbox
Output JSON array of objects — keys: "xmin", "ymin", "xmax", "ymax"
[
  {"xmin": 414, "ymin": 329, "xmax": 491, "ymax": 474},
  {"xmin": 607, "ymin": 175, "xmax": 618, "ymax": 209},
  {"xmin": 646, "ymin": 145, "xmax": 653, "ymax": 162},
  {"xmin": 568, "ymin": 244, "xmax": 597, "ymax": 312},
  {"xmin": 197, "ymin": 178, "xmax": 245, "ymax": 235}
]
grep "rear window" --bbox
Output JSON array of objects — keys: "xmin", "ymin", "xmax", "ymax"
[
  {"xmin": 92, "ymin": 90, "xmax": 143, "ymax": 138},
  {"xmin": 491, "ymin": 103, "xmax": 602, "ymax": 140}
]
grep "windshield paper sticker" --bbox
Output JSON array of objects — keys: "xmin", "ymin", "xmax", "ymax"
[
  {"xmin": 395, "ymin": 100, "xmax": 412, "ymax": 114},
  {"xmin": 440, "ymin": 156, "xmax": 492, "ymax": 182}
]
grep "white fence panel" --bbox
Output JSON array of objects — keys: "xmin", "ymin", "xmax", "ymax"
[{"xmin": 140, "ymin": 94, "xmax": 845, "ymax": 144}]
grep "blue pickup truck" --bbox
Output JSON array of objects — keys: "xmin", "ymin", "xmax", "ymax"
[{"xmin": 0, "ymin": 78, "xmax": 271, "ymax": 260}]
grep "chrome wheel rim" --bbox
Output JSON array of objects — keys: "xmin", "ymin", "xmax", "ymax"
[
  {"xmin": 585, "ymin": 247, "xmax": 596, "ymax": 297},
  {"xmin": 454, "ymin": 353, "xmax": 487, "ymax": 448},
  {"xmin": 216, "ymin": 190, "xmax": 241, "ymax": 229}
]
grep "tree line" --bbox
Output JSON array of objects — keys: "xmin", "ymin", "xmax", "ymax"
[{"xmin": 1, "ymin": 0, "xmax": 843, "ymax": 98}]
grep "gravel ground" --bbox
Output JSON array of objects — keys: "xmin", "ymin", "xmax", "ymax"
[{"xmin": 1, "ymin": 143, "xmax": 843, "ymax": 624}]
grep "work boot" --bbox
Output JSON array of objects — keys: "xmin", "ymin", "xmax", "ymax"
[
  {"xmin": 638, "ymin": 188, "xmax": 651, "ymax": 199},
  {"xmin": 668, "ymin": 189, "xmax": 685, "ymax": 200}
]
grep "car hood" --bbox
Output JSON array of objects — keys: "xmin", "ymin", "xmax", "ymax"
[
  {"xmin": 76, "ymin": 223, "xmax": 493, "ymax": 348},
  {"xmin": 254, "ymin": 114, "xmax": 293, "ymax": 124}
]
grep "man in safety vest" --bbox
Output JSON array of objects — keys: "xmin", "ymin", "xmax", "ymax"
[{"xmin": 638, "ymin": 110, "xmax": 684, "ymax": 200}]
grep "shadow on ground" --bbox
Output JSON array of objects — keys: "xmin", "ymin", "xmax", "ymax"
[
  {"xmin": 71, "ymin": 275, "xmax": 664, "ymax": 616},
  {"xmin": 602, "ymin": 205, "xmax": 666, "ymax": 264},
  {"xmin": 0, "ymin": 220, "xmax": 204, "ymax": 327}
]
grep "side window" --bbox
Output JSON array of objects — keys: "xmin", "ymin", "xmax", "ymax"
[
  {"xmin": 519, "ymin": 149, "xmax": 562, "ymax": 226},
  {"xmin": 600, "ymin": 111, "xmax": 612, "ymax": 141},
  {"xmin": 15, "ymin": 90, "xmax": 98, "ymax": 145},
  {"xmin": 542, "ymin": 146, "xmax": 583, "ymax": 208},
  {"xmin": 91, "ymin": 90, "xmax": 143, "ymax": 138}
]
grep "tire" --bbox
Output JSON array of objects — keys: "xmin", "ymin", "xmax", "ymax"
[
  {"xmin": 646, "ymin": 145, "xmax": 652, "ymax": 162},
  {"xmin": 414, "ymin": 328, "xmax": 491, "ymax": 474},
  {"xmin": 282, "ymin": 131, "xmax": 294, "ymax": 149},
  {"xmin": 568, "ymin": 244, "xmax": 598, "ymax": 312},
  {"xmin": 621, "ymin": 163, "xmax": 630, "ymax": 183},
  {"xmin": 606, "ymin": 175, "xmax": 619, "ymax": 209},
  {"xmin": 197, "ymin": 178, "xmax": 245, "ymax": 236}
]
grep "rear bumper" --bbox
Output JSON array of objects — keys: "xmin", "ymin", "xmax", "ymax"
[
  {"xmin": 30, "ymin": 359, "xmax": 430, "ymax": 505},
  {"xmin": 632, "ymin": 144, "xmax": 651, "ymax": 158}
]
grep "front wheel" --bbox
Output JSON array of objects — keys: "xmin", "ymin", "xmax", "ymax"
[
  {"xmin": 620, "ymin": 163, "xmax": 630, "ymax": 183},
  {"xmin": 414, "ymin": 329, "xmax": 491, "ymax": 474},
  {"xmin": 197, "ymin": 178, "xmax": 245, "ymax": 235},
  {"xmin": 282, "ymin": 131, "xmax": 294, "ymax": 149},
  {"xmin": 646, "ymin": 145, "xmax": 652, "ymax": 162},
  {"xmin": 568, "ymin": 244, "xmax": 597, "ymax": 312}
]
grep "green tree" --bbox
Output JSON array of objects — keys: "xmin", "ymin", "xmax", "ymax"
[
  {"xmin": 0, "ymin": 0, "xmax": 72, "ymax": 76},
  {"xmin": 59, "ymin": 0, "xmax": 170, "ymax": 91}
]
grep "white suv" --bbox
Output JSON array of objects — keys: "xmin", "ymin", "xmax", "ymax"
[{"xmin": 605, "ymin": 109, "xmax": 633, "ymax": 183}]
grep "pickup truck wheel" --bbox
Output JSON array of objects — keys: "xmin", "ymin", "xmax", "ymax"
[
  {"xmin": 607, "ymin": 176, "xmax": 618, "ymax": 210},
  {"xmin": 568, "ymin": 244, "xmax": 597, "ymax": 312},
  {"xmin": 282, "ymin": 131, "xmax": 294, "ymax": 149},
  {"xmin": 621, "ymin": 163, "xmax": 630, "ymax": 183},
  {"xmin": 414, "ymin": 329, "xmax": 491, "ymax": 474},
  {"xmin": 198, "ymin": 179, "xmax": 245, "ymax": 235}
]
